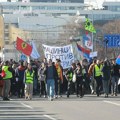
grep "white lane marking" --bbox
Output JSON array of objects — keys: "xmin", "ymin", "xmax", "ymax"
[
  {"xmin": 21, "ymin": 102, "xmax": 33, "ymax": 109},
  {"xmin": 103, "ymin": 100, "xmax": 120, "ymax": 106},
  {"xmin": 43, "ymin": 114, "xmax": 56, "ymax": 120}
]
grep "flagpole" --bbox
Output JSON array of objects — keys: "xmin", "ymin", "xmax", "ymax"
[
  {"xmin": 91, "ymin": 9, "xmax": 94, "ymax": 53},
  {"xmin": 27, "ymin": 56, "xmax": 30, "ymax": 63}
]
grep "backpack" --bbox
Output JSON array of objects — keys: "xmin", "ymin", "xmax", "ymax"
[{"xmin": 1, "ymin": 70, "xmax": 6, "ymax": 78}]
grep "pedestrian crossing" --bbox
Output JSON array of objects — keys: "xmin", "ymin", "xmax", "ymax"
[{"xmin": 0, "ymin": 102, "xmax": 52, "ymax": 120}]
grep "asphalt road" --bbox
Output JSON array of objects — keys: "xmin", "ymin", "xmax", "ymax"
[{"xmin": 0, "ymin": 94, "xmax": 120, "ymax": 120}]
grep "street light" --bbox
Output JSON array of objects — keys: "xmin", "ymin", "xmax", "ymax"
[{"xmin": 104, "ymin": 38, "xmax": 109, "ymax": 58}]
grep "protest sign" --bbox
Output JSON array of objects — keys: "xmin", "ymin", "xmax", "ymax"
[{"xmin": 42, "ymin": 44, "xmax": 74, "ymax": 69}]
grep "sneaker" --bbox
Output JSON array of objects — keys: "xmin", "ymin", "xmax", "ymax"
[
  {"xmin": 58, "ymin": 95, "xmax": 62, "ymax": 98},
  {"xmin": 97, "ymin": 94, "xmax": 99, "ymax": 97},
  {"xmin": 77, "ymin": 95, "xmax": 79, "ymax": 97},
  {"xmin": 67, "ymin": 94, "xmax": 69, "ymax": 98},
  {"xmin": 49, "ymin": 97, "xmax": 53, "ymax": 101},
  {"xmin": 3, "ymin": 97, "xmax": 10, "ymax": 101},
  {"xmin": 44, "ymin": 95, "xmax": 47, "ymax": 98},
  {"xmin": 25, "ymin": 96, "xmax": 28, "ymax": 100},
  {"xmin": 54, "ymin": 95, "xmax": 58, "ymax": 99},
  {"xmin": 91, "ymin": 90, "xmax": 94, "ymax": 94},
  {"xmin": 111, "ymin": 93, "xmax": 114, "ymax": 96}
]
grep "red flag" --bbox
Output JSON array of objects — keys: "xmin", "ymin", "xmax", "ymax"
[{"xmin": 16, "ymin": 37, "xmax": 32, "ymax": 56}]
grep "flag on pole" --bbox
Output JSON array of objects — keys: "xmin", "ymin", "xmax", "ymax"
[
  {"xmin": 85, "ymin": 18, "xmax": 96, "ymax": 33},
  {"xmin": 83, "ymin": 34, "xmax": 93, "ymax": 50},
  {"xmin": 116, "ymin": 55, "xmax": 120, "ymax": 65},
  {"xmin": 30, "ymin": 41, "xmax": 40, "ymax": 59},
  {"xmin": 16, "ymin": 37, "xmax": 32, "ymax": 56},
  {"xmin": 76, "ymin": 43, "xmax": 90, "ymax": 60}
]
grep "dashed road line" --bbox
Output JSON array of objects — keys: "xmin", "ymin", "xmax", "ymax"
[
  {"xmin": 20, "ymin": 102, "xmax": 33, "ymax": 109},
  {"xmin": 103, "ymin": 100, "xmax": 120, "ymax": 106},
  {"xmin": 43, "ymin": 114, "xmax": 57, "ymax": 120}
]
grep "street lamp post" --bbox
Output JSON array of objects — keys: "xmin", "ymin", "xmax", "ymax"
[
  {"xmin": 53, "ymin": 16, "xmax": 70, "ymax": 45},
  {"xmin": 91, "ymin": 9, "xmax": 94, "ymax": 53},
  {"xmin": 104, "ymin": 38, "xmax": 108, "ymax": 58}
]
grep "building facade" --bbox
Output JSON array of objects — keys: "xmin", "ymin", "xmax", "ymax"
[
  {"xmin": 0, "ymin": 1, "xmax": 120, "ymax": 60},
  {"xmin": 103, "ymin": 2, "xmax": 120, "ymax": 12}
]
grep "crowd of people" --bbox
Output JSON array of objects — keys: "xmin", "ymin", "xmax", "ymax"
[{"xmin": 0, "ymin": 57, "xmax": 120, "ymax": 101}]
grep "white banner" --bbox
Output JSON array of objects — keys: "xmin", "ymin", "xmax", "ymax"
[
  {"xmin": 90, "ymin": 51, "xmax": 98, "ymax": 58},
  {"xmin": 42, "ymin": 44, "xmax": 74, "ymax": 69}
]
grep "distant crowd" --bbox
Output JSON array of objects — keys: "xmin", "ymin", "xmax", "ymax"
[{"xmin": 0, "ymin": 58, "xmax": 120, "ymax": 101}]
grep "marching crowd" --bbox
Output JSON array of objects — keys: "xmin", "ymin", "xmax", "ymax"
[{"xmin": 0, "ymin": 57, "xmax": 120, "ymax": 101}]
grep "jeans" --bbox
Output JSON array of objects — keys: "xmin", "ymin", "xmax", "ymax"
[
  {"xmin": 40, "ymin": 81, "xmax": 47, "ymax": 96},
  {"xmin": 103, "ymin": 80, "xmax": 109, "ymax": 95},
  {"xmin": 25, "ymin": 83, "xmax": 33, "ymax": 99},
  {"xmin": 16, "ymin": 81, "xmax": 24, "ymax": 97},
  {"xmin": 95, "ymin": 76, "xmax": 102, "ymax": 96},
  {"xmin": 89, "ymin": 76, "xmax": 96, "ymax": 93},
  {"xmin": 111, "ymin": 76, "xmax": 119, "ymax": 94},
  {"xmin": 3, "ymin": 79, "xmax": 11, "ymax": 98},
  {"xmin": 33, "ymin": 76, "xmax": 38, "ymax": 92},
  {"xmin": 46, "ymin": 79, "xmax": 55, "ymax": 98},
  {"xmin": 67, "ymin": 81, "xmax": 74, "ymax": 97}
]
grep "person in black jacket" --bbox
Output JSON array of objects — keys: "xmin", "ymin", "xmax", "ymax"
[
  {"xmin": 66, "ymin": 63, "xmax": 76, "ymax": 98},
  {"xmin": 44, "ymin": 59, "xmax": 58, "ymax": 101},
  {"xmin": 75, "ymin": 63, "xmax": 84, "ymax": 98},
  {"xmin": 111, "ymin": 59, "xmax": 120, "ymax": 96},
  {"xmin": 102, "ymin": 60, "xmax": 111, "ymax": 98}
]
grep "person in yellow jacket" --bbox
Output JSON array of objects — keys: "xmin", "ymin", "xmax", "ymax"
[
  {"xmin": 94, "ymin": 60, "xmax": 103, "ymax": 97},
  {"xmin": 2, "ymin": 61, "xmax": 13, "ymax": 101},
  {"xmin": 66, "ymin": 63, "xmax": 76, "ymax": 98},
  {"xmin": 24, "ymin": 63, "xmax": 34, "ymax": 100}
]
